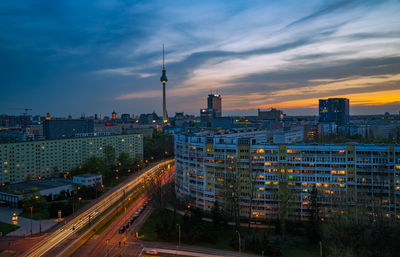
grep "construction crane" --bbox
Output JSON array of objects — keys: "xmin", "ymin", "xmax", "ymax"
[{"xmin": 9, "ymin": 108, "xmax": 32, "ymax": 132}]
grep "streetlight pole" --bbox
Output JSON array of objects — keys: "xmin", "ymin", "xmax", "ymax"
[
  {"xmin": 30, "ymin": 206, "xmax": 33, "ymax": 236},
  {"xmin": 236, "ymin": 230, "xmax": 241, "ymax": 255},
  {"xmin": 176, "ymin": 224, "xmax": 181, "ymax": 249}
]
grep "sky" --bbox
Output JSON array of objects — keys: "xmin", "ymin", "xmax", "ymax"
[{"xmin": 0, "ymin": 0, "xmax": 400, "ymax": 117}]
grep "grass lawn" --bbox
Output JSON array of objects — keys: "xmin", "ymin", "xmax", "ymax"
[
  {"xmin": 281, "ymin": 241, "xmax": 319, "ymax": 257},
  {"xmin": 104, "ymin": 176, "xmax": 128, "ymax": 189},
  {"xmin": 20, "ymin": 208, "xmax": 50, "ymax": 220},
  {"xmin": 139, "ymin": 210, "xmax": 319, "ymax": 257},
  {"xmin": 0, "ymin": 221, "xmax": 19, "ymax": 235},
  {"xmin": 20, "ymin": 200, "xmax": 90, "ymax": 220}
]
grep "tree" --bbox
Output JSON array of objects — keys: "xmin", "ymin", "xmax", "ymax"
[
  {"xmin": 103, "ymin": 145, "xmax": 116, "ymax": 168},
  {"xmin": 118, "ymin": 152, "xmax": 132, "ymax": 175},
  {"xmin": 307, "ymin": 185, "xmax": 321, "ymax": 242},
  {"xmin": 51, "ymin": 166, "xmax": 60, "ymax": 177},
  {"xmin": 21, "ymin": 193, "xmax": 49, "ymax": 214},
  {"xmin": 211, "ymin": 200, "xmax": 222, "ymax": 230}
]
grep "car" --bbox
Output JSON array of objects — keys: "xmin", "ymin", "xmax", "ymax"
[{"xmin": 145, "ymin": 249, "xmax": 158, "ymax": 255}]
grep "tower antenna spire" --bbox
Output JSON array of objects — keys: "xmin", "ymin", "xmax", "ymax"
[{"xmin": 162, "ymin": 44, "xmax": 165, "ymax": 69}]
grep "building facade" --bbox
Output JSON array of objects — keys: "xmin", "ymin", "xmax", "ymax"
[
  {"xmin": 175, "ymin": 133, "xmax": 400, "ymax": 220},
  {"xmin": 207, "ymin": 94, "xmax": 222, "ymax": 117},
  {"xmin": 319, "ymin": 98, "xmax": 349, "ymax": 125},
  {"xmin": 73, "ymin": 174, "xmax": 103, "ymax": 187},
  {"xmin": 43, "ymin": 119, "xmax": 94, "ymax": 139},
  {"xmin": 258, "ymin": 108, "xmax": 283, "ymax": 120},
  {"xmin": 0, "ymin": 134, "xmax": 143, "ymax": 184}
]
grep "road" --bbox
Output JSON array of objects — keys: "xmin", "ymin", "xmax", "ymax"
[
  {"xmin": 20, "ymin": 160, "xmax": 174, "ymax": 257},
  {"xmin": 71, "ymin": 167, "xmax": 174, "ymax": 257},
  {"xmin": 66, "ymin": 166, "xmax": 257, "ymax": 257}
]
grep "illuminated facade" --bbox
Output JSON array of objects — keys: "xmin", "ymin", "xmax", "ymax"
[
  {"xmin": 175, "ymin": 133, "xmax": 400, "ymax": 220},
  {"xmin": 319, "ymin": 98, "xmax": 349, "ymax": 125},
  {"xmin": 0, "ymin": 134, "xmax": 143, "ymax": 184}
]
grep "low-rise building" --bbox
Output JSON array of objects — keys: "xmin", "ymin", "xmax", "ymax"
[
  {"xmin": 73, "ymin": 174, "xmax": 102, "ymax": 187},
  {"xmin": 0, "ymin": 177, "xmax": 74, "ymax": 207}
]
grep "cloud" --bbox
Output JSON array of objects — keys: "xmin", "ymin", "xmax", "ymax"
[
  {"xmin": 0, "ymin": 0, "xmax": 400, "ymax": 116},
  {"xmin": 115, "ymin": 90, "xmax": 160, "ymax": 100},
  {"xmin": 95, "ymin": 67, "xmax": 156, "ymax": 78}
]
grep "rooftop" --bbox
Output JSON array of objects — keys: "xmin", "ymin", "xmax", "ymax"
[
  {"xmin": 0, "ymin": 177, "xmax": 73, "ymax": 195},
  {"xmin": 74, "ymin": 174, "xmax": 101, "ymax": 178}
]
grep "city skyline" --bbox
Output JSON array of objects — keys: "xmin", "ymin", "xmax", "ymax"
[{"xmin": 1, "ymin": 1, "xmax": 400, "ymax": 117}]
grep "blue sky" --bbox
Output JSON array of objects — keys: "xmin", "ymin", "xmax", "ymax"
[{"xmin": 1, "ymin": 0, "xmax": 400, "ymax": 117}]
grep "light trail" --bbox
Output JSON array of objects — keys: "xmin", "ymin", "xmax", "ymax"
[{"xmin": 21, "ymin": 160, "xmax": 174, "ymax": 257}]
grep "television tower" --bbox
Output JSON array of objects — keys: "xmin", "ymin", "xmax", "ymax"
[{"xmin": 160, "ymin": 45, "xmax": 168, "ymax": 123}]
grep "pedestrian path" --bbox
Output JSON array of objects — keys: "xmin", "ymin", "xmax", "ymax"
[{"xmin": 0, "ymin": 207, "xmax": 57, "ymax": 236}]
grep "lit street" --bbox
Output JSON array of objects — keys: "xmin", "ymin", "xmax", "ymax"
[{"xmin": 19, "ymin": 160, "xmax": 174, "ymax": 257}]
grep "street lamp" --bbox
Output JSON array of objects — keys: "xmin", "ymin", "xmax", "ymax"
[
  {"xmin": 235, "ymin": 230, "xmax": 241, "ymax": 254},
  {"xmin": 106, "ymin": 238, "xmax": 110, "ymax": 256},
  {"xmin": 176, "ymin": 224, "xmax": 181, "ymax": 249},
  {"xmin": 12, "ymin": 213, "xmax": 18, "ymax": 225},
  {"xmin": 29, "ymin": 206, "xmax": 33, "ymax": 236}
]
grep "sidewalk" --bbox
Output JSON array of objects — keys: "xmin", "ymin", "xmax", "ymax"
[
  {"xmin": 166, "ymin": 206, "xmax": 274, "ymax": 229},
  {"xmin": 143, "ymin": 241, "xmax": 259, "ymax": 257},
  {"xmin": 0, "ymin": 207, "xmax": 57, "ymax": 236}
]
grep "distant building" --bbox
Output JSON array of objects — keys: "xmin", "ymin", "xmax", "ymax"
[
  {"xmin": 318, "ymin": 122, "xmax": 337, "ymax": 137},
  {"xmin": 273, "ymin": 127, "xmax": 304, "ymax": 144},
  {"xmin": 123, "ymin": 125, "xmax": 154, "ymax": 138},
  {"xmin": 258, "ymin": 108, "xmax": 283, "ymax": 120},
  {"xmin": 200, "ymin": 108, "xmax": 214, "ymax": 123},
  {"xmin": 200, "ymin": 94, "xmax": 222, "ymax": 124},
  {"xmin": 121, "ymin": 114, "xmax": 131, "ymax": 123},
  {"xmin": 139, "ymin": 112, "xmax": 159, "ymax": 124},
  {"xmin": 73, "ymin": 174, "xmax": 102, "ymax": 187},
  {"xmin": 319, "ymin": 98, "xmax": 349, "ymax": 125},
  {"xmin": 303, "ymin": 124, "xmax": 318, "ymax": 142},
  {"xmin": 175, "ymin": 112, "xmax": 184, "ymax": 120},
  {"xmin": 207, "ymin": 94, "xmax": 222, "ymax": 117},
  {"xmin": 43, "ymin": 119, "xmax": 94, "ymax": 139}
]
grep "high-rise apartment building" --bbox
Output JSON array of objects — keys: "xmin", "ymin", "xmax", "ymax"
[
  {"xmin": 175, "ymin": 133, "xmax": 400, "ymax": 220},
  {"xmin": 319, "ymin": 98, "xmax": 349, "ymax": 125},
  {"xmin": 0, "ymin": 134, "xmax": 143, "ymax": 184},
  {"xmin": 43, "ymin": 119, "xmax": 94, "ymax": 139}
]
